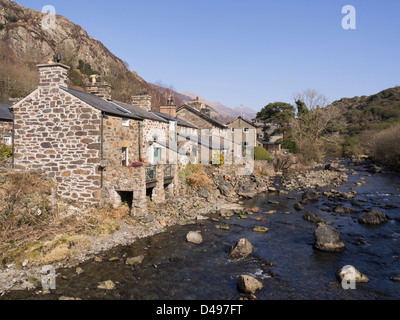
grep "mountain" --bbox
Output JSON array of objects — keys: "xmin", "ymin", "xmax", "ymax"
[
  {"xmin": 0, "ymin": 0, "xmax": 182, "ymax": 108},
  {"xmin": 181, "ymin": 91, "xmax": 258, "ymax": 122}
]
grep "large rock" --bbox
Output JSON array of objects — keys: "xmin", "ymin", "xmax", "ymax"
[
  {"xmin": 314, "ymin": 224, "xmax": 346, "ymax": 252},
  {"xmin": 237, "ymin": 188, "xmax": 257, "ymax": 199},
  {"xmin": 301, "ymin": 190, "xmax": 320, "ymax": 204},
  {"xmin": 336, "ymin": 265, "xmax": 369, "ymax": 284},
  {"xmin": 126, "ymin": 255, "xmax": 145, "ymax": 265},
  {"xmin": 294, "ymin": 202, "xmax": 304, "ymax": 211},
  {"xmin": 237, "ymin": 275, "xmax": 263, "ymax": 294},
  {"xmin": 359, "ymin": 210, "xmax": 388, "ymax": 225},
  {"xmin": 229, "ymin": 238, "xmax": 253, "ymax": 259},
  {"xmin": 219, "ymin": 183, "xmax": 233, "ymax": 197},
  {"xmin": 97, "ymin": 280, "xmax": 116, "ymax": 290},
  {"xmin": 186, "ymin": 231, "xmax": 203, "ymax": 244}
]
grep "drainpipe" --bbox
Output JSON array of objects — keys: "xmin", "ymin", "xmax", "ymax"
[
  {"xmin": 138, "ymin": 121, "xmax": 142, "ymax": 161},
  {"xmin": 100, "ymin": 112, "xmax": 104, "ymax": 188},
  {"xmin": 11, "ymin": 107, "xmax": 14, "ymax": 169}
]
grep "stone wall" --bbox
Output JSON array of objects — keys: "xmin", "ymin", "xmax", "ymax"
[
  {"xmin": 142, "ymin": 119, "xmax": 169, "ymax": 164},
  {"xmin": 13, "ymin": 88, "xmax": 102, "ymax": 203}
]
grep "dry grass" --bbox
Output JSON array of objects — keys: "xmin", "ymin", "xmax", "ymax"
[
  {"xmin": 0, "ymin": 172, "xmax": 131, "ymax": 267},
  {"xmin": 186, "ymin": 169, "xmax": 212, "ymax": 190}
]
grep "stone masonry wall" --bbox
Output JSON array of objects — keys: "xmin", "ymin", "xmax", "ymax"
[{"xmin": 13, "ymin": 88, "xmax": 102, "ymax": 203}]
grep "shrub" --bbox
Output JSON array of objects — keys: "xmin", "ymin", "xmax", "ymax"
[
  {"xmin": 280, "ymin": 139, "xmax": 298, "ymax": 154},
  {"xmin": 0, "ymin": 23, "xmax": 4, "ymax": 31},
  {"xmin": 254, "ymin": 147, "xmax": 272, "ymax": 161},
  {"xmin": 7, "ymin": 16, "xmax": 18, "ymax": 23},
  {"xmin": 0, "ymin": 143, "xmax": 12, "ymax": 158},
  {"xmin": 178, "ymin": 163, "xmax": 202, "ymax": 181},
  {"xmin": 186, "ymin": 170, "xmax": 212, "ymax": 190}
]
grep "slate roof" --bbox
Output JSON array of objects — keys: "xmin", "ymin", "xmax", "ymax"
[
  {"xmin": 0, "ymin": 103, "xmax": 13, "ymax": 121},
  {"xmin": 151, "ymin": 110, "xmax": 198, "ymax": 129},
  {"xmin": 115, "ymin": 102, "xmax": 168, "ymax": 123},
  {"xmin": 227, "ymin": 116, "xmax": 258, "ymax": 128},
  {"xmin": 60, "ymin": 87, "xmax": 144, "ymax": 121},
  {"xmin": 176, "ymin": 104, "xmax": 226, "ymax": 129},
  {"xmin": 257, "ymin": 139, "xmax": 280, "ymax": 145}
]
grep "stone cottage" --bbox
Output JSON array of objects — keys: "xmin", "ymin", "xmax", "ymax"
[
  {"xmin": 0, "ymin": 102, "xmax": 13, "ymax": 146},
  {"xmin": 11, "ymin": 61, "xmax": 180, "ymax": 215}
]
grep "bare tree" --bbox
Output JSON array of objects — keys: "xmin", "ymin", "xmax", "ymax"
[{"xmin": 294, "ymin": 89, "xmax": 328, "ymax": 110}]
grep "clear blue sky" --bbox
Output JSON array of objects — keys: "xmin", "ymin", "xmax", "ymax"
[{"xmin": 16, "ymin": 0, "xmax": 400, "ymax": 111}]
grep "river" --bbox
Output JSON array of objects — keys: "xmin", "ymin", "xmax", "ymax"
[{"xmin": 2, "ymin": 162, "xmax": 400, "ymax": 300}]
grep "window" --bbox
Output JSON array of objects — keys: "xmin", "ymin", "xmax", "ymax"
[
  {"xmin": 258, "ymin": 134, "xmax": 264, "ymax": 138},
  {"xmin": 243, "ymin": 142, "xmax": 249, "ymax": 147},
  {"xmin": 243, "ymin": 128, "xmax": 250, "ymax": 133},
  {"xmin": 122, "ymin": 119, "xmax": 130, "ymax": 127},
  {"xmin": 122, "ymin": 147, "xmax": 129, "ymax": 166},
  {"xmin": 231, "ymin": 128, "xmax": 235, "ymax": 132},
  {"xmin": 154, "ymin": 147, "xmax": 162, "ymax": 163}
]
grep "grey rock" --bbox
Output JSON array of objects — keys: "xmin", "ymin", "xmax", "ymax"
[
  {"xmin": 186, "ymin": 231, "xmax": 203, "ymax": 244},
  {"xmin": 303, "ymin": 212, "xmax": 325, "ymax": 224},
  {"xmin": 294, "ymin": 202, "xmax": 304, "ymax": 211},
  {"xmin": 237, "ymin": 275, "xmax": 263, "ymax": 294},
  {"xmin": 302, "ymin": 190, "xmax": 320, "ymax": 204},
  {"xmin": 314, "ymin": 224, "xmax": 346, "ymax": 252},
  {"xmin": 229, "ymin": 238, "xmax": 253, "ymax": 259},
  {"xmin": 359, "ymin": 210, "xmax": 388, "ymax": 225}
]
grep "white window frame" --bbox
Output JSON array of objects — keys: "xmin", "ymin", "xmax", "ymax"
[{"xmin": 122, "ymin": 147, "xmax": 129, "ymax": 166}]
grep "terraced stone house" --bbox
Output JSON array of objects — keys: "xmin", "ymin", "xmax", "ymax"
[{"xmin": 11, "ymin": 61, "xmax": 181, "ymax": 215}]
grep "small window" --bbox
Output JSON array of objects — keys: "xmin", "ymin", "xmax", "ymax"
[
  {"xmin": 258, "ymin": 134, "xmax": 263, "ymax": 138},
  {"xmin": 243, "ymin": 128, "xmax": 250, "ymax": 133},
  {"xmin": 122, "ymin": 119, "xmax": 130, "ymax": 127},
  {"xmin": 243, "ymin": 142, "xmax": 249, "ymax": 147},
  {"xmin": 231, "ymin": 128, "xmax": 235, "ymax": 132},
  {"xmin": 122, "ymin": 147, "xmax": 129, "ymax": 166}
]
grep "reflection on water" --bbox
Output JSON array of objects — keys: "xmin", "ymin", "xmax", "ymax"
[{"xmin": 3, "ymin": 166, "xmax": 400, "ymax": 300}]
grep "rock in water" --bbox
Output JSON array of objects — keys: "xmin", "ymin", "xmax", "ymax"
[
  {"xmin": 98, "ymin": 280, "xmax": 116, "ymax": 290},
  {"xmin": 359, "ymin": 210, "xmax": 388, "ymax": 225},
  {"xmin": 314, "ymin": 224, "xmax": 346, "ymax": 252},
  {"xmin": 301, "ymin": 190, "xmax": 320, "ymax": 204},
  {"xmin": 303, "ymin": 212, "xmax": 325, "ymax": 224},
  {"xmin": 294, "ymin": 202, "xmax": 304, "ymax": 211},
  {"xmin": 186, "ymin": 231, "xmax": 203, "ymax": 244},
  {"xmin": 126, "ymin": 255, "xmax": 145, "ymax": 265},
  {"xmin": 229, "ymin": 238, "xmax": 253, "ymax": 259},
  {"xmin": 336, "ymin": 265, "xmax": 369, "ymax": 284},
  {"xmin": 237, "ymin": 275, "xmax": 263, "ymax": 294}
]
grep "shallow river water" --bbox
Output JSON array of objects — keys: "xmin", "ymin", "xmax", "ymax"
[{"xmin": 3, "ymin": 163, "xmax": 400, "ymax": 300}]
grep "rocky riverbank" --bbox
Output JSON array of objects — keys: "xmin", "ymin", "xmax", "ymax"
[{"xmin": 0, "ymin": 162, "xmax": 350, "ymax": 294}]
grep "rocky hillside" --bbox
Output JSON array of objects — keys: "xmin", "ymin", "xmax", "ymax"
[
  {"xmin": 329, "ymin": 86, "xmax": 400, "ymax": 134},
  {"xmin": 0, "ymin": 0, "xmax": 182, "ymax": 108}
]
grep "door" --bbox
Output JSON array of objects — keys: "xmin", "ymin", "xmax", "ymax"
[{"xmin": 154, "ymin": 147, "xmax": 162, "ymax": 163}]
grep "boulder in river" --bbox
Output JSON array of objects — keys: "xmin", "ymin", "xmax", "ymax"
[
  {"xmin": 126, "ymin": 255, "xmax": 145, "ymax": 265},
  {"xmin": 313, "ymin": 224, "xmax": 346, "ymax": 252},
  {"xmin": 98, "ymin": 280, "xmax": 116, "ymax": 290},
  {"xmin": 229, "ymin": 238, "xmax": 253, "ymax": 259},
  {"xmin": 294, "ymin": 202, "xmax": 304, "ymax": 212},
  {"xmin": 237, "ymin": 275, "xmax": 263, "ymax": 294},
  {"xmin": 334, "ymin": 206, "xmax": 357, "ymax": 214},
  {"xmin": 186, "ymin": 231, "xmax": 203, "ymax": 244},
  {"xmin": 301, "ymin": 190, "xmax": 320, "ymax": 204},
  {"xmin": 303, "ymin": 212, "xmax": 325, "ymax": 224},
  {"xmin": 359, "ymin": 210, "xmax": 388, "ymax": 226},
  {"xmin": 336, "ymin": 265, "xmax": 369, "ymax": 284}
]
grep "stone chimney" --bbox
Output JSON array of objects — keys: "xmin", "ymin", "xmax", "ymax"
[
  {"xmin": 132, "ymin": 94, "xmax": 152, "ymax": 112},
  {"xmin": 159, "ymin": 96, "xmax": 176, "ymax": 118},
  {"xmin": 86, "ymin": 75, "xmax": 112, "ymax": 101},
  {"xmin": 37, "ymin": 62, "xmax": 70, "ymax": 90}
]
